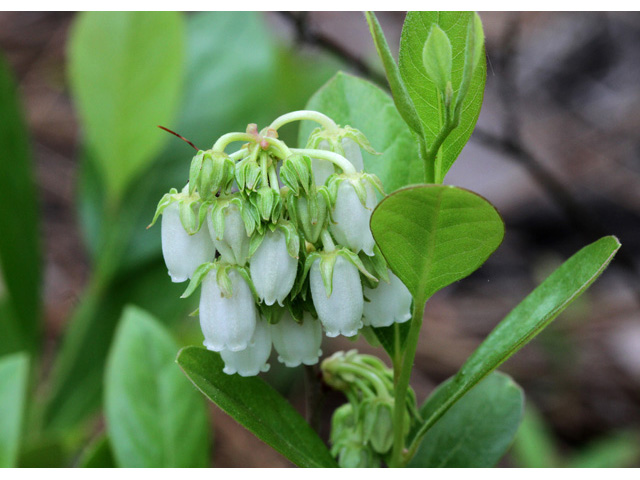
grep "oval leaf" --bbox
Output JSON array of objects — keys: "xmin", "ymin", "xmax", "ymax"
[
  {"xmin": 399, "ymin": 12, "xmax": 486, "ymax": 180},
  {"xmin": 409, "ymin": 372, "xmax": 524, "ymax": 467},
  {"xmin": 105, "ymin": 306, "xmax": 210, "ymax": 467},
  {"xmin": 0, "ymin": 352, "xmax": 29, "ymax": 467},
  {"xmin": 177, "ymin": 346, "xmax": 338, "ymax": 468},
  {"xmin": 410, "ymin": 236, "xmax": 621, "ymax": 448},
  {"xmin": 301, "ymin": 72, "xmax": 423, "ymax": 193},
  {"xmin": 68, "ymin": 12, "xmax": 185, "ymax": 200},
  {"xmin": 0, "ymin": 55, "xmax": 41, "ymax": 355},
  {"xmin": 370, "ymin": 185, "xmax": 504, "ymax": 303}
]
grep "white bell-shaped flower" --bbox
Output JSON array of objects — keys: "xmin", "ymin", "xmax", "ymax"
[
  {"xmin": 313, "ymin": 138, "xmax": 364, "ymax": 186},
  {"xmin": 310, "ymin": 255, "xmax": 364, "ymax": 337},
  {"xmin": 312, "ymin": 140, "xmax": 338, "ymax": 186},
  {"xmin": 340, "ymin": 137, "xmax": 364, "ymax": 171},
  {"xmin": 161, "ymin": 202, "xmax": 216, "ymax": 283},
  {"xmin": 271, "ymin": 312, "xmax": 323, "ymax": 367},
  {"xmin": 329, "ymin": 180, "xmax": 377, "ymax": 256},
  {"xmin": 220, "ymin": 319, "xmax": 271, "ymax": 377},
  {"xmin": 207, "ymin": 204, "xmax": 250, "ymax": 265},
  {"xmin": 250, "ymin": 230, "xmax": 297, "ymax": 306},
  {"xmin": 199, "ymin": 269, "xmax": 257, "ymax": 352},
  {"xmin": 363, "ymin": 271, "xmax": 412, "ymax": 328}
]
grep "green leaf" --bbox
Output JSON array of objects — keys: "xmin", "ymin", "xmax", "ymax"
[
  {"xmin": 370, "ymin": 322, "xmax": 410, "ymax": 361},
  {"xmin": 105, "ymin": 306, "xmax": 210, "ymax": 467},
  {"xmin": 68, "ymin": 12, "xmax": 185, "ymax": 201},
  {"xmin": 364, "ymin": 12, "xmax": 424, "ymax": 138},
  {"xmin": 77, "ymin": 436, "xmax": 116, "ymax": 468},
  {"xmin": 301, "ymin": 72, "xmax": 423, "ymax": 193},
  {"xmin": 399, "ymin": 12, "xmax": 486, "ymax": 180},
  {"xmin": 370, "ymin": 185, "xmax": 504, "ymax": 304},
  {"xmin": 510, "ymin": 405, "xmax": 559, "ymax": 468},
  {"xmin": 409, "ymin": 372, "xmax": 524, "ymax": 467},
  {"xmin": 409, "ymin": 236, "xmax": 620, "ymax": 448},
  {"xmin": 422, "ymin": 25, "xmax": 452, "ymax": 93},
  {"xmin": 177, "ymin": 346, "xmax": 338, "ymax": 468},
  {"xmin": 0, "ymin": 54, "xmax": 41, "ymax": 355},
  {"xmin": 0, "ymin": 352, "xmax": 30, "ymax": 467}
]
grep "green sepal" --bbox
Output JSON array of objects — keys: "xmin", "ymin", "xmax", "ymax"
[
  {"xmin": 188, "ymin": 151, "xmax": 205, "ymax": 196},
  {"xmin": 290, "ymin": 188, "xmax": 330, "ymax": 244},
  {"xmin": 213, "ymin": 263, "xmax": 258, "ymax": 301},
  {"xmin": 179, "ymin": 197, "xmax": 203, "ymax": 235},
  {"xmin": 248, "ymin": 229, "xmax": 266, "ymax": 258},
  {"xmin": 359, "ymin": 245, "xmax": 389, "ymax": 289},
  {"xmin": 180, "ymin": 262, "xmax": 216, "ymax": 298},
  {"xmin": 280, "ymin": 153, "xmax": 313, "ymax": 196},
  {"xmin": 209, "ymin": 194, "xmax": 258, "ymax": 240},
  {"xmin": 277, "ymin": 220, "xmax": 301, "ymax": 259},
  {"xmin": 259, "ymin": 303, "xmax": 286, "ymax": 325},
  {"xmin": 305, "ymin": 125, "xmax": 379, "ymax": 156},
  {"xmin": 147, "ymin": 187, "xmax": 179, "ymax": 228},
  {"xmin": 337, "ymin": 248, "xmax": 377, "ymax": 284},
  {"xmin": 422, "ymin": 25, "xmax": 453, "ymax": 93},
  {"xmin": 251, "ymin": 186, "xmax": 282, "ymax": 223},
  {"xmin": 235, "ymin": 148, "xmax": 262, "ymax": 192},
  {"xmin": 362, "ymin": 398, "xmax": 395, "ymax": 454}
]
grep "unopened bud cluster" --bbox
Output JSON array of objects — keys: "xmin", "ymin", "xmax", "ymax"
[
  {"xmin": 150, "ymin": 111, "xmax": 413, "ymax": 377},
  {"xmin": 322, "ymin": 350, "xmax": 418, "ymax": 467}
]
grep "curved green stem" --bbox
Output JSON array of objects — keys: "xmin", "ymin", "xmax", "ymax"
[
  {"xmin": 212, "ymin": 132, "xmax": 254, "ymax": 152},
  {"xmin": 270, "ymin": 110, "xmax": 338, "ymax": 132},
  {"xmin": 291, "ymin": 148, "xmax": 356, "ymax": 174},
  {"xmin": 390, "ymin": 299, "xmax": 426, "ymax": 468}
]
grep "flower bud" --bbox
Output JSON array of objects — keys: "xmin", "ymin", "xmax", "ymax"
[
  {"xmin": 189, "ymin": 150, "xmax": 235, "ymax": 200},
  {"xmin": 220, "ymin": 319, "xmax": 271, "ymax": 377},
  {"xmin": 289, "ymin": 191, "xmax": 328, "ymax": 244},
  {"xmin": 329, "ymin": 178, "xmax": 377, "ymax": 256},
  {"xmin": 250, "ymin": 229, "xmax": 297, "ymax": 306},
  {"xmin": 363, "ymin": 271, "xmax": 412, "ymax": 328},
  {"xmin": 310, "ymin": 255, "xmax": 363, "ymax": 337},
  {"xmin": 199, "ymin": 268, "xmax": 257, "ymax": 352},
  {"xmin": 362, "ymin": 399, "xmax": 394, "ymax": 454},
  {"xmin": 271, "ymin": 312, "xmax": 323, "ymax": 367},
  {"xmin": 280, "ymin": 153, "xmax": 313, "ymax": 196},
  {"xmin": 207, "ymin": 203, "xmax": 251, "ymax": 266},
  {"xmin": 161, "ymin": 202, "xmax": 216, "ymax": 282},
  {"xmin": 253, "ymin": 186, "xmax": 281, "ymax": 223}
]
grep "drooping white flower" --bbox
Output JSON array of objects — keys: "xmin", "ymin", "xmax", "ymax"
[
  {"xmin": 310, "ymin": 255, "xmax": 364, "ymax": 337},
  {"xmin": 329, "ymin": 179, "xmax": 377, "ymax": 256},
  {"xmin": 161, "ymin": 202, "xmax": 216, "ymax": 283},
  {"xmin": 340, "ymin": 137, "xmax": 364, "ymax": 171},
  {"xmin": 271, "ymin": 312, "xmax": 323, "ymax": 367},
  {"xmin": 220, "ymin": 319, "xmax": 272, "ymax": 377},
  {"xmin": 199, "ymin": 268, "xmax": 257, "ymax": 352},
  {"xmin": 363, "ymin": 271, "xmax": 412, "ymax": 328},
  {"xmin": 207, "ymin": 203, "xmax": 250, "ymax": 265},
  {"xmin": 250, "ymin": 230, "xmax": 297, "ymax": 306},
  {"xmin": 313, "ymin": 138, "xmax": 364, "ymax": 186}
]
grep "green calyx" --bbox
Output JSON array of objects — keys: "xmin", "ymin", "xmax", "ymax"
[
  {"xmin": 148, "ymin": 187, "xmax": 208, "ymax": 235},
  {"xmin": 188, "ymin": 149, "xmax": 235, "ymax": 200},
  {"xmin": 327, "ymin": 172, "xmax": 385, "ymax": 208},
  {"xmin": 180, "ymin": 260, "xmax": 257, "ymax": 301},
  {"xmin": 280, "ymin": 153, "xmax": 313, "ymax": 196},
  {"xmin": 306, "ymin": 125, "xmax": 379, "ymax": 156}
]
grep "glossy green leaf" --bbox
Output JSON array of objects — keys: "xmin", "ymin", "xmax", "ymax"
[
  {"xmin": 300, "ymin": 72, "xmax": 423, "ymax": 193},
  {"xmin": 0, "ymin": 54, "xmax": 41, "ymax": 355},
  {"xmin": 177, "ymin": 346, "xmax": 337, "ymax": 468},
  {"xmin": 105, "ymin": 306, "xmax": 210, "ymax": 467},
  {"xmin": 370, "ymin": 185, "xmax": 504, "ymax": 303},
  {"xmin": 399, "ymin": 12, "xmax": 486, "ymax": 180},
  {"xmin": 409, "ymin": 372, "xmax": 523, "ymax": 467},
  {"xmin": 68, "ymin": 12, "xmax": 185, "ymax": 201},
  {"xmin": 0, "ymin": 352, "xmax": 30, "ymax": 467},
  {"xmin": 409, "ymin": 236, "xmax": 620, "ymax": 448},
  {"xmin": 369, "ymin": 322, "xmax": 411, "ymax": 361}
]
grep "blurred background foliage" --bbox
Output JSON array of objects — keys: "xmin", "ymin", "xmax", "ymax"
[{"xmin": 0, "ymin": 11, "xmax": 639, "ymax": 467}]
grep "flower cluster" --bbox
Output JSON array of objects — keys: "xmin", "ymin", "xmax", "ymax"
[
  {"xmin": 322, "ymin": 350, "xmax": 419, "ymax": 467},
  {"xmin": 150, "ymin": 110, "xmax": 413, "ymax": 376}
]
